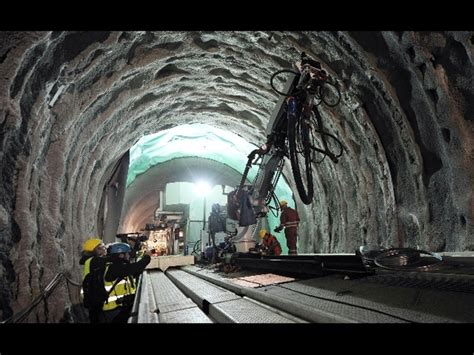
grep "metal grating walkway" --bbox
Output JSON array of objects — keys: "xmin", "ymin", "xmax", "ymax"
[
  {"xmin": 181, "ymin": 265, "xmax": 474, "ymax": 323},
  {"xmin": 130, "ymin": 270, "xmax": 211, "ymax": 323},
  {"xmin": 131, "ymin": 263, "xmax": 474, "ymax": 323},
  {"xmin": 130, "ymin": 268, "xmax": 305, "ymax": 323},
  {"xmin": 166, "ymin": 269, "xmax": 305, "ymax": 323}
]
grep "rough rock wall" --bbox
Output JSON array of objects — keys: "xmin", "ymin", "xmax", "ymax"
[{"xmin": 0, "ymin": 31, "xmax": 472, "ymax": 322}]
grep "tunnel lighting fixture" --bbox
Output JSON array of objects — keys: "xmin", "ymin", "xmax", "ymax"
[{"xmin": 194, "ymin": 181, "xmax": 211, "ymax": 197}]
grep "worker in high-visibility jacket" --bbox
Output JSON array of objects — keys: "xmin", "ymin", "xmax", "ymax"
[
  {"xmin": 102, "ymin": 242, "xmax": 151, "ymax": 323},
  {"xmin": 274, "ymin": 200, "xmax": 300, "ymax": 255},
  {"xmin": 258, "ymin": 229, "xmax": 282, "ymax": 256},
  {"xmin": 80, "ymin": 238, "xmax": 107, "ymax": 323}
]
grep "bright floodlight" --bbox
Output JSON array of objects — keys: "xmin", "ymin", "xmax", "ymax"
[{"xmin": 194, "ymin": 181, "xmax": 211, "ymax": 197}]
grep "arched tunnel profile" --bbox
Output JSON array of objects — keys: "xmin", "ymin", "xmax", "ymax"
[{"xmin": 0, "ymin": 31, "xmax": 473, "ymax": 324}]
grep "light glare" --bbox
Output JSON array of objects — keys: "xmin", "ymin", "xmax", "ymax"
[{"xmin": 194, "ymin": 181, "xmax": 211, "ymax": 197}]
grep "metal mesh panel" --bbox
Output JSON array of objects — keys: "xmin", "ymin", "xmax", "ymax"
[{"xmin": 210, "ymin": 298, "xmax": 297, "ymax": 323}]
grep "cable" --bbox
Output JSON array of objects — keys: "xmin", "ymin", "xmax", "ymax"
[
  {"xmin": 374, "ymin": 248, "xmax": 443, "ymax": 272},
  {"xmin": 1, "ymin": 272, "xmax": 82, "ymax": 323},
  {"xmin": 191, "ymin": 240, "xmax": 201, "ymax": 255},
  {"xmin": 270, "ymin": 69, "xmax": 300, "ymax": 96},
  {"xmin": 62, "ymin": 273, "xmax": 82, "ymax": 287}
]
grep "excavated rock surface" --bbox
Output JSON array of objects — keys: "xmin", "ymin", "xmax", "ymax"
[{"xmin": 0, "ymin": 31, "xmax": 472, "ymax": 322}]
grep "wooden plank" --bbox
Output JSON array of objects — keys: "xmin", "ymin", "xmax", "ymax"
[{"xmin": 146, "ymin": 255, "xmax": 195, "ymax": 271}]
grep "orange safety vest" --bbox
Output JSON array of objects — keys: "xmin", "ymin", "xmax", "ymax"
[{"xmin": 263, "ymin": 234, "xmax": 282, "ymax": 256}]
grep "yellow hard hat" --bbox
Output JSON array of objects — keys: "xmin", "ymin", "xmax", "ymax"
[
  {"xmin": 83, "ymin": 238, "xmax": 102, "ymax": 252},
  {"xmin": 279, "ymin": 200, "xmax": 288, "ymax": 207},
  {"xmin": 259, "ymin": 229, "xmax": 267, "ymax": 239}
]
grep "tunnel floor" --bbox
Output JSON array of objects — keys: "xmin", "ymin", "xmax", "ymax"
[{"xmin": 130, "ymin": 257, "xmax": 474, "ymax": 323}]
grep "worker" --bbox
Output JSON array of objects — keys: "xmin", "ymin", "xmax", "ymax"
[
  {"xmin": 79, "ymin": 237, "xmax": 107, "ymax": 323},
  {"xmin": 102, "ymin": 242, "xmax": 151, "ymax": 323},
  {"xmin": 258, "ymin": 229, "xmax": 282, "ymax": 256},
  {"xmin": 274, "ymin": 200, "xmax": 300, "ymax": 255},
  {"xmin": 128, "ymin": 235, "xmax": 148, "ymax": 262},
  {"xmin": 117, "ymin": 233, "xmax": 148, "ymax": 262}
]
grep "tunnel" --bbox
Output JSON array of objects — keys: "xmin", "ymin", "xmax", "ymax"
[{"xmin": 0, "ymin": 31, "xmax": 473, "ymax": 324}]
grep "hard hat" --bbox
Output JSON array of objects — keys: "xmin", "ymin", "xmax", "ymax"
[
  {"xmin": 259, "ymin": 229, "xmax": 267, "ymax": 239},
  {"xmin": 279, "ymin": 200, "xmax": 288, "ymax": 207},
  {"xmin": 83, "ymin": 238, "xmax": 102, "ymax": 252},
  {"xmin": 108, "ymin": 242, "xmax": 132, "ymax": 254}
]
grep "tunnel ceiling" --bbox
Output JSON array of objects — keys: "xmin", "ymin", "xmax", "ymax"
[
  {"xmin": 0, "ymin": 31, "xmax": 473, "ymax": 322},
  {"xmin": 127, "ymin": 123, "xmax": 262, "ymax": 187}
]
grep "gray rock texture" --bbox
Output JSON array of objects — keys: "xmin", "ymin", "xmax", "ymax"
[{"xmin": 0, "ymin": 31, "xmax": 472, "ymax": 322}]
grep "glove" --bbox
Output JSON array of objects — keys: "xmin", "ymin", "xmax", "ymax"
[{"xmin": 274, "ymin": 226, "xmax": 283, "ymax": 233}]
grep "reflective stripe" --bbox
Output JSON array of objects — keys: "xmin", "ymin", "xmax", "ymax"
[
  {"xmin": 102, "ymin": 262, "xmax": 137, "ymax": 311},
  {"xmin": 107, "ymin": 295, "xmax": 125, "ymax": 302},
  {"xmin": 104, "ymin": 279, "xmax": 126, "ymax": 291}
]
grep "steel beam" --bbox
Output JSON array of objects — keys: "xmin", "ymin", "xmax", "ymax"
[{"xmin": 233, "ymin": 253, "xmax": 371, "ymax": 276}]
